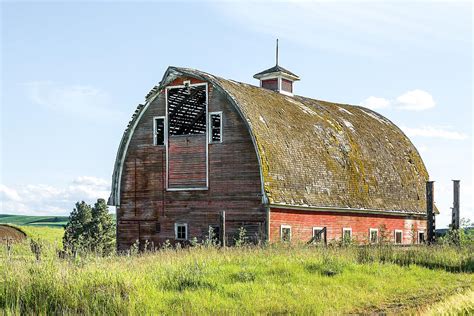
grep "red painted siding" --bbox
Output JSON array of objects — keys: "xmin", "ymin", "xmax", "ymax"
[
  {"xmin": 261, "ymin": 79, "xmax": 278, "ymax": 91},
  {"xmin": 281, "ymin": 79, "xmax": 293, "ymax": 93},
  {"xmin": 270, "ymin": 208, "xmax": 426, "ymax": 245}
]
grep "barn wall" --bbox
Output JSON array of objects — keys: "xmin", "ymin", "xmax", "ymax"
[
  {"xmin": 117, "ymin": 77, "xmax": 264, "ymax": 251},
  {"xmin": 270, "ymin": 208, "xmax": 427, "ymax": 244}
]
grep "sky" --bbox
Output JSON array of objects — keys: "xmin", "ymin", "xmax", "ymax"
[{"xmin": 0, "ymin": 1, "xmax": 472, "ymax": 228}]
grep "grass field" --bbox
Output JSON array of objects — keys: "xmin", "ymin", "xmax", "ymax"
[
  {"xmin": 1, "ymin": 226, "xmax": 473, "ymax": 314},
  {"xmin": 0, "ymin": 214, "xmax": 69, "ymax": 228}
]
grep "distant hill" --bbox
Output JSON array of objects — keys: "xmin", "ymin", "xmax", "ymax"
[{"xmin": 0, "ymin": 214, "xmax": 69, "ymax": 228}]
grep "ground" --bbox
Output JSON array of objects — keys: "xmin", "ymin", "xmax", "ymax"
[{"xmin": 0, "ymin": 225, "xmax": 473, "ymax": 314}]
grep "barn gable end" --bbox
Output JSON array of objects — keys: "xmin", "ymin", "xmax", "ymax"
[{"xmin": 112, "ymin": 73, "xmax": 265, "ymax": 250}]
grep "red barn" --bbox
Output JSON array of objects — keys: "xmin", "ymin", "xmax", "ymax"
[{"xmin": 109, "ymin": 64, "xmax": 429, "ymax": 250}]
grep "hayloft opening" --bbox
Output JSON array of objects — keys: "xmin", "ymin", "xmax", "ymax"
[{"xmin": 167, "ymin": 85, "xmax": 207, "ymax": 136}]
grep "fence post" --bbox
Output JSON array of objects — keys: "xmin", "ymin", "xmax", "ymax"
[
  {"xmin": 426, "ymin": 181, "xmax": 436, "ymax": 244},
  {"xmin": 220, "ymin": 211, "xmax": 226, "ymax": 247},
  {"xmin": 452, "ymin": 180, "xmax": 460, "ymax": 230}
]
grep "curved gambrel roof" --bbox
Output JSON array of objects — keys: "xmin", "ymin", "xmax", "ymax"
[{"xmin": 110, "ymin": 66, "xmax": 429, "ymax": 215}]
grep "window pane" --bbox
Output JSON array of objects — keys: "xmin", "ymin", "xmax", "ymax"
[
  {"xmin": 155, "ymin": 118, "xmax": 165, "ymax": 145},
  {"xmin": 177, "ymin": 225, "xmax": 186, "ymax": 239},
  {"xmin": 313, "ymin": 229, "xmax": 321, "ymax": 241},
  {"xmin": 370, "ymin": 231, "xmax": 378, "ymax": 243},
  {"xmin": 210, "ymin": 113, "xmax": 221, "ymax": 142},
  {"xmin": 395, "ymin": 231, "xmax": 402, "ymax": 244},
  {"xmin": 282, "ymin": 227, "xmax": 291, "ymax": 242},
  {"xmin": 343, "ymin": 230, "xmax": 351, "ymax": 242},
  {"xmin": 419, "ymin": 232, "xmax": 425, "ymax": 243}
]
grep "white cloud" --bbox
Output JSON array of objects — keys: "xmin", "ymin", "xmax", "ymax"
[
  {"xmin": 395, "ymin": 89, "xmax": 436, "ymax": 111},
  {"xmin": 359, "ymin": 89, "xmax": 435, "ymax": 112},
  {"xmin": 359, "ymin": 96, "xmax": 391, "ymax": 110},
  {"xmin": 214, "ymin": 2, "xmax": 469, "ymax": 58},
  {"xmin": 0, "ymin": 176, "xmax": 112, "ymax": 216},
  {"xmin": 25, "ymin": 81, "xmax": 125, "ymax": 121},
  {"xmin": 401, "ymin": 126, "xmax": 468, "ymax": 140},
  {"xmin": 0, "ymin": 184, "xmax": 21, "ymax": 201}
]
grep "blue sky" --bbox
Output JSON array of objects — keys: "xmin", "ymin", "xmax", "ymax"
[{"xmin": 1, "ymin": 1, "xmax": 472, "ymax": 228}]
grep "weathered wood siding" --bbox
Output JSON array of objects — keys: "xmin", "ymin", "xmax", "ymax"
[
  {"xmin": 168, "ymin": 134, "xmax": 207, "ymax": 189},
  {"xmin": 117, "ymin": 77, "xmax": 264, "ymax": 250},
  {"xmin": 270, "ymin": 208, "xmax": 427, "ymax": 244}
]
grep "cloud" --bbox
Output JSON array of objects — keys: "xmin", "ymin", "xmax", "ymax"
[
  {"xmin": 359, "ymin": 89, "xmax": 435, "ymax": 111},
  {"xmin": 25, "ymin": 81, "xmax": 125, "ymax": 121},
  {"xmin": 0, "ymin": 176, "xmax": 112, "ymax": 216},
  {"xmin": 214, "ymin": 2, "xmax": 470, "ymax": 58},
  {"xmin": 0, "ymin": 184, "xmax": 21, "ymax": 202},
  {"xmin": 359, "ymin": 96, "xmax": 391, "ymax": 110},
  {"xmin": 401, "ymin": 126, "xmax": 468, "ymax": 140},
  {"xmin": 394, "ymin": 89, "xmax": 436, "ymax": 111}
]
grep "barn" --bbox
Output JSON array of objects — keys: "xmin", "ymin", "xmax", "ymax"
[{"xmin": 109, "ymin": 63, "xmax": 430, "ymax": 250}]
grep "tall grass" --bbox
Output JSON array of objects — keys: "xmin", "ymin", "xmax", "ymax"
[{"xmin": 1, "ymin": 233, "xmax": 473, "ymax": 314}]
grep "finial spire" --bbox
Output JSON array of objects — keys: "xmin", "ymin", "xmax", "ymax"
[{"xmin": 276, "ymin": 38, "xmax": 279, "ymax": 66}]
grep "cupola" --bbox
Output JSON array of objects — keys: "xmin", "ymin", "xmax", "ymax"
[{"xmin": 253, "ymin": 39, "xmax": 300, "ymax": 96}]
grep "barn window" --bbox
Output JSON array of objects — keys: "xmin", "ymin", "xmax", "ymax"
[
  {"xmin": 175, "ymin": 223, "xmax": 188, "ymax": 240},
  {"xmin": 394, "ymin": 230, "xmax": 403, "ymax": 244},
  {"xmin": 167, "ymin": 84, "xmax": 207, "ymax": 136},
  {"xmin": 312, "ymin": 227, "xmax": 326, "ymax": 242},
  {"xmin": 153, "ymin": 117, "xmax": 165, "ymax": 146},
  {"xmin": 209, "ymin": 112, "xmax": 222, "ymax": 143},
  {"xmin": 342, "ymin": 228, "xmax": 352, "ymax": 243},
  {"xmin": 369, "ymin": 228, "xmax": 378, "ymax": 244},
  {"xmin": 418, "ymin": 231, "xmax": 425, "ymax": 244},
  {"xmin": 281, "ymin": 225, "xmax": 291, "ymax": 242}
]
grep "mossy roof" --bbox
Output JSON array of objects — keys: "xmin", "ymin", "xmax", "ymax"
[{"xmin": 110, "ymin": 66, "xmax": 430, "ymax": 215}]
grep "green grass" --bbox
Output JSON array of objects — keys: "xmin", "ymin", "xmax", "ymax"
[
  {"xmin": 0, "ymin": 214, "xmax": 69, "ymax": 228},
  {"xmin": 0, "ymin": 228, "xmax": 473, "ymax": 314}
]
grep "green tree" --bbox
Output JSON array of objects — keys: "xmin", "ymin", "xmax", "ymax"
[
  {"xmin": 63, "ymin": 199, "xmax": 115, "ymax": 255},
  {"xmin": 89, "ymin": 198, "xmax": 115, "ymax": 255},
  {"xmin": 63, "ymin": 201, "xmax": 92, "ymax": 254}
]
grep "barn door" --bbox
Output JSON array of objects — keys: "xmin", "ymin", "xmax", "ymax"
[{"xmin": 166, "ymin": 83, "xmax": 208, "ymax": 190}]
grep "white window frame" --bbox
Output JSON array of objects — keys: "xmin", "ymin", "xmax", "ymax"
[
  {"xmin": 174, "ymin": 223, "xmax": 188, "ymax": 240},
  {"xmin": 418, "ymin": 230, "xmax": 425, "ymax": 244},
  {"xmin": 312, "ymin": 227, "xmax": 324, "ymax": 237},
  {"xmin": 369, "ymin": 228, "xmax": 379, "ymax": 244},
  {"xmin": 209, "ymin": 111, "xmax": 223, "ymax": 144},
  {"xmin": 153, "ymin": 116, "xmax": 166, "ymax": 146},
  {"xmin": 394, "ymin": 230, "xmax": 403, "ymax": 244},
  {"xmin": 342, "ymin": 228, "xmax": 352, "ymax": 240},
  {"xmin": 280, "ymin": 225, "xmax": 292, "ymax": 242}
]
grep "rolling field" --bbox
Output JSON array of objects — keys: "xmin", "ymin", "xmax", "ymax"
[
  {"xmin": 0, "ymin": 226, "xmax": 473, "ymax": 314},
  {"xmin": 0, "ymin": 214, "xmax": 69, "ymax": 228}
]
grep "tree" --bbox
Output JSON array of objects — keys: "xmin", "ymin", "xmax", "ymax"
[
  {"xmin": 63, "ymin": 199, "xmax": 115, "ymax": 256},
  {"xmin": 63, "ymin": 201, "xmax": 92, "ymax": 254},
  {"xmin": 89, "ymin": 199, "xmax": 115, "ymax": 255}
]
